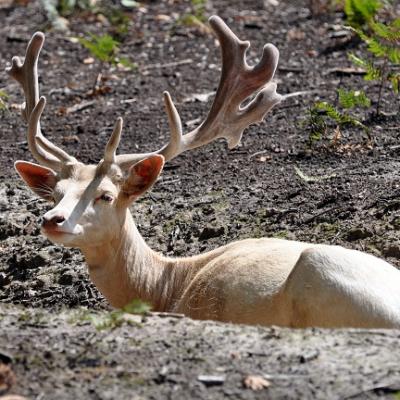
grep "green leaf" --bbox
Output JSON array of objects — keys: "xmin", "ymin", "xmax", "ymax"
[
  {"xmin": 366, "ymin": 37, "xmax": 388, "ymax": 58},
  {"xmin": 389, "ymin": 73, "xmax": 400, "ymax": 94},
  {"xmin": 314, "ymin": 101, "xmax": 343, "ymax": 122},
  {"xmin": 0, "ymin": 89, "xmax": 9, "ymax": 111},
  {"xmin": 313, "ymin": 101, "xmax": 365, "ymax": 129},
  {"xmin": 344, "ymin": 0, "xmax": 380, "ymax": 27},
  {"xmin": 120, "ymin": 0, "xmax": 139, "ymax": 8},
  {"xmin": 79, "ymin": 34, "xmax": 120, "ymax": 63},
  {"xmin": 118, "ymin": 57, "xmax": 137, "ymax": 70},
  {"xmin": 86, "ymin": 299, "xmax": 150, "ymax": 331},
  {"xmin": 388, "ymin": 46, "xmax": 400, "ymax": 63},
  {"xmin": 122, "ymin": 299, "xmax": 151, "ymax": 315},
  {"xmin": 338, "ymin": 89, "xmax": 371, "ymax": 108},
  {"xmin": 348, "ymin": 52, "xmax": 368, "ymax": 67},
  {"xmin": 370, "ymin": 19, "xmax": 400, "ymax": 42},
  {"xmin": 0, "ymin": 89, "xmax": 9, "ymax": 100},
  {"xmin": 348, "ymin": 53, "xmax": 381, "ymax": 81},
  {"xmin": 306, "ymin": 106, "xmax": 327, "ymax": 144}
]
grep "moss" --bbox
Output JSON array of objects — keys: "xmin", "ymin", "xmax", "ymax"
[
  {"xmin": 272, "ymin": 230, "xmax": 290, "ymax": 239},
  {"xmin": 314, "ymin": 222, "xmax": 341, "ymax": 237}
]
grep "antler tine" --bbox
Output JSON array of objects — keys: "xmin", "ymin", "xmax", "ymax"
[
  {"xmin": 115, "ymin": 15, "xmax": 282, "ymax": 169},
  {"xmin": 114, "ymin": 92, "xmax": 183, "ymax": 169},
  {"xmin": 104, "ymin": 117, "xmax": 123, "ymax": 163},
  {"xmin": 28, "ymin": 97, "xmax": 67, "ymax": 170},
  {"xmin": 7, "ymin": 32, "xmax": 76, "ymax": 171},
  {"xmin": 33, "ymin": 100, "xmax": 75, "ymax": 163},
  {"xmin": 7, "ymin": 32, "xmax": 44, "ymax": 121},
  {"xmin": 160, "ymin": 91, "xmax": 183, "ymax": 160}
]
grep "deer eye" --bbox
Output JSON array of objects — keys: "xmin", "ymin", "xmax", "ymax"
[{"xmin": 99, "ymin": 193, "xmax": 113, "ymax": 203}]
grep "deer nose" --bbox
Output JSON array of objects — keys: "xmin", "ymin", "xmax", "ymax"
[{"xmin": 41, "ymin": 214, "xmax": 66, "ymax": 229}]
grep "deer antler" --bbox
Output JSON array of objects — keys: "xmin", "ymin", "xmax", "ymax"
[
  {"xmin": 7, "ymin": 32, "xmax": 76, "ymax": 171},
  {"xmin": 9, "ymin": 16, "xmax": 281, "ymax": 173},
  {"xmin": 115, "ymin": 15, "xmax": 282, "ymax": 170}
]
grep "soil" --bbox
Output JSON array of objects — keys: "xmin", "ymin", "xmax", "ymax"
[{"xmin": 0, "ymin": 0, "xmax": 400, "ymax": 398}]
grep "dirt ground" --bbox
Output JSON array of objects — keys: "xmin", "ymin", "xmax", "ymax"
[{"xmin": 0, "ymin": 0, "xmax": 400, "ymax": 398}]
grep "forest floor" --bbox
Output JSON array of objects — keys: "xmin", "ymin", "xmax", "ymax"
[{"xmin": 0, "ymin": 0, "xmax": 400, "ymax": 398}]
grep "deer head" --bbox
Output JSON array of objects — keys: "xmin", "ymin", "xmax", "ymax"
[{"xmin": 10, "ymin": 16, "xmax": 282, "ymax": 250}]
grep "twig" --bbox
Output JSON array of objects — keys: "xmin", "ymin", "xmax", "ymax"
[
  {"xmin": 325, "ymin": 67, "xmax": 366, "ymax": 76},
  {"xmin": 248, "ymin": 150, "xmax": 269, "ymax": 160},
  {"xmin": 147, "ymin": 311, "xmax": 185, "ymax": 319},
  {"xmin": 65, "ymin": 100, "xmax": 96, "ymax": 114},
  {"xmin": 157, "ymin": 178, "xmax": 181, "ymax": 187},
  {"xmin": 376, "ymin": 58, "xmax": 388, "ymax": 116},
  {"xmin": 282, "ymin": 90, "xmax": 319, "ymax": 100},
  {"xmin": 302, "ymin": 207, "xmax": 336, "ymax": 225},
  {"xmin": 343, "ymin": 381, "xmax": 400, "ymax": 399},
  {"xmin": 141, "ymin": 59, "xmax": 193, "ymax": 71},
  {"xmin": 294, "ymin": 165, "xmax": 337, "ymax": 183},
  {"xmin": 278, "ymin": 65, "xmax": 304, "ymax": 73}
]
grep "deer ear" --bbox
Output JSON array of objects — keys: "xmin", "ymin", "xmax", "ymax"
[
  {"xmin": 15, "ymin": 161, "xmax": 57, "ymax": 201},
  {"xmin": 122, "ymin": 155, "xmax": 164, "ymax": 200}
]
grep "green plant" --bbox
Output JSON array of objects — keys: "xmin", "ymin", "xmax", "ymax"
[
  {"xmin": 57, "ymin": 0, "xmax": 95, "ymax": 16},
  {"xmin": 79, "ymin": 33, "xmax": 119, "ymax": 64},
  {"xmin": 104, "ymin": 6, "xmax": 131, "ymax": 39},
  {"xmin": 87, "ymin": 299, "xmax": 151, "ymax": 331},
  {"xmin": 191, "ymin": 0, "xmax": 207, "ymax": 21},
  {"xmin": 57, "ymin": 0, "xmax": 138, "ymax": 17},
  {"xmin": 0, "ymin": 89, "xmax": 9, "ymax": 112},
  {"xmin": 306, "ymin": 91, "xmax": 370, "ymax": 145},
  {"xmin": 42, "ymin": 0, "xmax": 136, "ymax": 35},
  {"xmin": 337, "ymin": 88, "xmax": 371, "ymax": 108},
  {"xmin": 348, "ymin": 16, "xmax": 400, "ymax": 113},
  {"xmin": 272, "ymin": 230, "xmax": 290, "ymax": 239},
  {"xmin": 343, "ymin": 0, "xmax": 381, "ymax": 27},
  {"xmin": 79, "ymin": 33, "xmax": 135, "ymax": 69},
  {"xmin": 179, "ymin": 0, "xmax": 209, "ymax": 31}
]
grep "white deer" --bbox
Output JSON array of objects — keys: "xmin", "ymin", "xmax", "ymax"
[{"xmin": 8, "ymin": 17, "xmax": 400, "ymax": 328}]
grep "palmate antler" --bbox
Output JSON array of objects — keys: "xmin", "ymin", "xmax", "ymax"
[
  {"xmin": 8, "ymin": 16, "xmax": 282, "ymax": 172},
  {"xmin": 116, "ymin": 16, "xmax": 282, "ymax": 169},
  {"xmin": 6, "ymin": 33, "xmax": 77, "ymax": 171}
]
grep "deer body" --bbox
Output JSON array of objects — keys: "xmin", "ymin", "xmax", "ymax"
[
  {"xmin": 8, "ymin": 18, "xmax": 400, "ymax": 328},
  {"xmin": 80, "ymin": 204, "xmax": 400, "ymax": 328}
]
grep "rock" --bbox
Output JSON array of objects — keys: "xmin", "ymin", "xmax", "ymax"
[
  {"xmin": 345, "ymin": 228, "xmax": 372, "ymax": 241},
  {"xmin": 199, "ymin": 225, "xmax": 225, "ymax": 241},
  {"xmin": 34, "ymin": 275, "xmax": 52, "ymax": 289},
  {"xmin": 383, "ymin": 245, "xmax": 400, "ymax": 259},
  {"xmin": 197, "ymin": 375, "xmax": 226, "ymax": 386},
  {"xmin": 0, "ymin": 350, "xmax": 13, "ymax": 364},
  {"xmin": 0, "ymin": 273, "xmax": 9, "ymax": 288},
  {"xmin": 28, "ymin": 252, "xmax": 50, "ymax": 269},
  {"xmin": 58, "ymin": 271, "xmax": 77, "ymax": 286}
]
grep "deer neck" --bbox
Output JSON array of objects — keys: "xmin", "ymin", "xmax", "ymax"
[{"xmin": 80, "ymin": 210, "xmax": 198, "ymax": 311}]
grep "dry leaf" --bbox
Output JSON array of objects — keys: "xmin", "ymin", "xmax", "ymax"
[
  {"xmin": 155, "ymin": 14, "xmax": 172, "ymax": 22},
  {"xmin": 0, "ymin": 0, "xmax": 14, "ymax": 8},
  {"xmin": 58, "ymin": 100, "xmax": 96, "ymax": 115},
  {"xmin": 83, "ymin": 57, "xmax": 94, "ymax": 65},
  {"xmin": 331, "ymin": 126, "xmax": 342, "ymax": 147},
  {"xmin": 243, "ymin": 375, "xmax": 271, "ymax": 391},
  {"xmin": 309, "ymin": 0, "xmax": 329, "ymax": 15},
  {"xmin": 0, "ymin": 363, "xmax": 16, "ymax": 394},
  {"xmin": 287, "ymin": 28, "xmax": 305, "ymax": 41},
  {"xmin": 259, "ymin": 155, "xmax": 271, "ymax": 162},
  {"xmin": 62, "ymin": 135, "xmax": 80, "ymax": 144}
]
